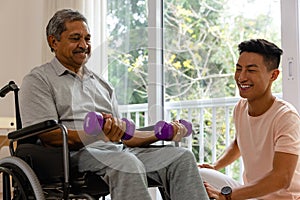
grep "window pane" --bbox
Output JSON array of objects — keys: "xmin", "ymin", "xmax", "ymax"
[
  {"xmin": 106, "ymin": 0, "xmax": 148, "ymax": 106},
  {"xmin": 163, "ymin": 0, "xmax": 281, "ymax": 102},
  {"xmin": 163, "ymin": 0, "xmax": 281, "ymax": 178}
]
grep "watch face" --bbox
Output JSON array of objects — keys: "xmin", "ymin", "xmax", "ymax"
[{"xmin": 221, "ymin": 186, "xmax": 232, "ymax": 195}]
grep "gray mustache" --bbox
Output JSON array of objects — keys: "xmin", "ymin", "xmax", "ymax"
[{"xmin": 74, "ymin": 48, "xmax": 89, "ymax": 53}]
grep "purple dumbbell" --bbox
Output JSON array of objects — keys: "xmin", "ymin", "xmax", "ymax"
[
  {"xmin": 83, "ymin": 111, "xmax": 135, "ymax": 140},
  {"xmin": 154, "ymin": 119, "xmax": 193, "ymax": 141}
]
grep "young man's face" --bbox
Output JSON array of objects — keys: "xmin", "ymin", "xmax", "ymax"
[
  {"xmin": 234, "ymin": 52, "xmax": 279, "ymax": 102},
  {"xmin": 49, "ymin": 20, "xmax": 91, "ymax": 72}
]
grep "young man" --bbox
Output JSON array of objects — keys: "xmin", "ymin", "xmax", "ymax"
[
  {"xmin": 19, "ymin": 9, "xmax": 209, "ymax": 200},
  {"xmin": 199, "ymin": 39, "xmax": 300, "ymax": 199}
]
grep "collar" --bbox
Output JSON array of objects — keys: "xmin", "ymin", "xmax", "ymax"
[{"xmin": 50, "ymin": 57, "xmax": 94, "ymax": 78}]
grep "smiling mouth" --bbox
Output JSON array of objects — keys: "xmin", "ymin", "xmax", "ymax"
[
  {"xmin": 76, "ymin": 52, "xmax": 87, "ymax": 55},
  {"xmin": 74, "ymin": 49, "xmax": 89, "ymax": 54},
  {"xmin": 240, "ymin": 84, "xmax": 250, "ymax": 88},
  {"xmin": 239, "ymin": 84, "xmax": 252, "ymax": 90}
]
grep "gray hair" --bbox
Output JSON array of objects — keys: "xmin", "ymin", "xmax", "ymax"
[{"xmin": 46, "ymin": 9, "xmax": 89, "ymax": 52}]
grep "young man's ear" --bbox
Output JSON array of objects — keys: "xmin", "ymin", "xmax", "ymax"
[{"xmin": 271, "ymin": 69, "xmax": 280, "ymax": 81}]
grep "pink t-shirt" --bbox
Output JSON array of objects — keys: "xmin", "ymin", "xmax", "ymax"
[{"xmin": 234, "ymin": 98, "xmax": 300, "ymax": 199}]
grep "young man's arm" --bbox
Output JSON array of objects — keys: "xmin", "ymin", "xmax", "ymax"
[
  {"xmin": 230, "ymin": 151, "xmax": 298, "ymax": 199},
  {"xmin": 205, "ymin": 151, "xmax": 298, "ymax": 200},
  {"xmin": 199, "ymin": 138, "xmax": 241, "ymax": 170}
]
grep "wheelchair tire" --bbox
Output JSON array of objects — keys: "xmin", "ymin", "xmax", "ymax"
[{"xmin": 0, "ymin": 156, "xmax": 45, "ymax": 200}]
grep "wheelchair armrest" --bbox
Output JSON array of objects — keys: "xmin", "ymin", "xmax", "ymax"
[
  {"xmin": 8, "ymin": 119, "xmax": 70, "ymax": 187},
  {"xmin": 8, "ymin": 120, "xmax": 59, "ymax": 140}
]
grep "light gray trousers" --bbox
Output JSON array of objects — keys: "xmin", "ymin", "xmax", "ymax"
[{"xmin": 71, "ymin": 141, "xmax": 209, "ymax": 200}]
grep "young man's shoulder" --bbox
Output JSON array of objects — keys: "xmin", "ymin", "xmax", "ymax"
[
  {"xmin": 274, "ymin": 97, "xmax": 299, "ymax": 114},
  {"xmin": 235, "ymin": 98, "xmax": 247, "ymax": 108}
]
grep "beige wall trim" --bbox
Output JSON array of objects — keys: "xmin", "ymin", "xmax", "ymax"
[{"xmin": 0, "ymin": 117, "xmax": 16, "ymax": 129}]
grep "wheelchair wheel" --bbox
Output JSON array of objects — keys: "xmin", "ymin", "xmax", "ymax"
[{"xmin": 0, "ymin": 156, "xmax": 45, "ymax": 200}]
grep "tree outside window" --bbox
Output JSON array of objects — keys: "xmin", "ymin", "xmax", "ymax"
[{"xmin": 106, "ymin": 0, "xmax": 280, "ymax": 180}]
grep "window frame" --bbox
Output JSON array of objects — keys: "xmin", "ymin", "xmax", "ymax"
[
  {"xmin": 281, "ymin": 0, "xmax": 300, "ymax": 112},
  {"xmin": 147, "ymin": 0, "xmax": 165, "ymax": 124}
]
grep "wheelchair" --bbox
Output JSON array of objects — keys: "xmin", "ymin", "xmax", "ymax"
[{"xmin": 0, "ymin": 81, "xmax": 169, "ymax": 200}]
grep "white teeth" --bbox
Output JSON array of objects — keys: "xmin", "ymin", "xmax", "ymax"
[{"xmin": 240, "ymin": 84, "xmax": 250, "ymax": 88}]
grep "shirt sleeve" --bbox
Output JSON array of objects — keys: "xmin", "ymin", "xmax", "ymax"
[
  {"xmin": 274, "ymin": 111, "xmax": 300, "ymax": 155},
  {"xmin": 19, "ymin": 71, "xmax": 58, "ymax": 127}
]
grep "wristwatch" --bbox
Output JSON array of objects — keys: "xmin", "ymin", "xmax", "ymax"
[{"xmin": 221, "ymin": 186, "xmax": 232, "ymax": 200}]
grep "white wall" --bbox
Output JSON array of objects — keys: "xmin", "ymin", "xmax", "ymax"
[
  {"xmin": 0, "ymin": 0, "xmax": 104, "ymax": 119},
  {"xmin": 0, "ymin": 0, "xmax": 46, "ymax": 117}
]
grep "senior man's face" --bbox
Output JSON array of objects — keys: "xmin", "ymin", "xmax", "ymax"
[{"xmin": 51, "ymin": 20, "xmax": 91, "ymax": 72}]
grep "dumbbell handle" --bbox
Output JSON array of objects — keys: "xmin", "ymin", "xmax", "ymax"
[
  {"xmin": 83, "ymin": 112, "xmax": 135, "ymax": 140},
  {"xmin": 154, "ymin": 119, "xmax": 192, "ymax": 141}
]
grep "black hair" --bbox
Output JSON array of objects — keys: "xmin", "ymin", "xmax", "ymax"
[{"xmin": 238, "ymin": 39, "xmax": 283, "ymax": 70}]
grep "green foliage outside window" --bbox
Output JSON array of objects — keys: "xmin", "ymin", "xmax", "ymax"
[{"xmin": 107, "ymin": 0, "xmax": 280, "ymax": 181}]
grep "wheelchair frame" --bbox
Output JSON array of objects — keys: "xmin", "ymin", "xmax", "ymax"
[{"xmin": 0, "ymin": 81, "xmax": 169, "ymax": 200}]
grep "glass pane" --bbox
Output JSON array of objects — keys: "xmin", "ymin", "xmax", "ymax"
[
  {"xmin": 163, "ymin": 0, "xmax": 281, "ymax": 178},
  {"xmin": 106, "ymin": 0, "xmax": 148, "ymax": 106},
  {"xmin": 163, "ymin": 0, "xmax": 281, "ymax": 102},
  {"xmin": 106, "ymin": 1, "xmax": 149, "ymax": 126}
]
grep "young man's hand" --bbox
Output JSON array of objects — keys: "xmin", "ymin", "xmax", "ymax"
[
  {"xmin": 204, "ymin": 182, "xmax": 226, "ymax": 200},
  {"xmin": 198, "ymin": 163, "xmax": 217, "ymax": 170}
]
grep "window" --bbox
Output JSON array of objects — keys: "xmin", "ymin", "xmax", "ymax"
[
  {"xmin": 106, "ymin": 0, "xmax": 281, "ymax": 182},
  {"xmin": 162, "ymin": 0, "xmax": 281, "ymax": 180},
  {"xmin": 163, "ymin": 0, "xmax": 281, "ymax": 101},
  {"xmin": 106, "ymin": 1, "xmax": 148, "ymax": 105},
  {"xmin": 106, "ymin": 0, "xmax": 150, "ymax": 126}
]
